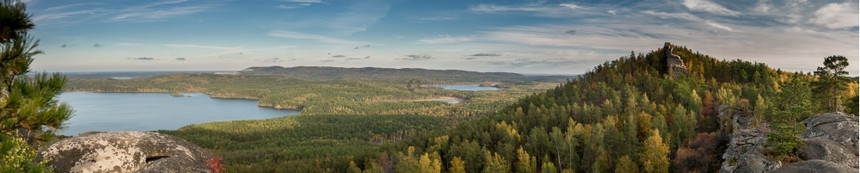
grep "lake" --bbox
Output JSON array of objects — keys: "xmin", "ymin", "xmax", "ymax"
[
  {"xmin": 56, "ymin": 92, "xmax": 299, "ymax": 136},
  {"xmin": 435, "ymin": 84, "xmax": 499, "ymax": 91}
]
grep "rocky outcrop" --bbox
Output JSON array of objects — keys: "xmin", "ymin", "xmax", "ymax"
[
  {"xmin": 768, "ymin": 160, "xmax": 855, "ymax": 173},
  {"xmin": 800, "ymin": 112, "xmax": 858, "ymax": 151},
  {"xmin": 719, "ymin": 105, "xmax": 781, "ymax": 173},
  {"xmin": 39, "ymin": 131, "xmax": 216, "ymax": 173},
  {"xmin": 664, "ymin": 42, "xmax": 688, "ymax": 78},
  {"xmin": 797, "ymin": 138, "xmax": 858, "ymax": 168}
]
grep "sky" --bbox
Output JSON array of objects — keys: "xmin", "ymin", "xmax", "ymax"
[{"xmin": 23, "ymin": 0, "xmax": 860, "ymax": 75}]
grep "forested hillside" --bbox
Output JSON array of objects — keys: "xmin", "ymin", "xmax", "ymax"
[{"xmin": 338, "ymin": 44, "xmax": 858, "ymax": 173}]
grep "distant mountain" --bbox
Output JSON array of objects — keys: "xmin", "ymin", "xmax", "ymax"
[{"xmin": 239, "ymin": 66, "xmax": 528, "ymax": 82}]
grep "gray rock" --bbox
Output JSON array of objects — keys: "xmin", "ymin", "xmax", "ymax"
[
  {"xmin": 798, "ymin": 138, "xmax": 859, "ymax": 168},
  {"xmin": 720, "ymin": 106, "xmax": 780, "ymax": 173},
  {"xmin": 801, "ymin": 112, "xmax": 859, "ymax": 151},
  {"xmin": 767, "ymin": 160, "xmax": 856, "ymax": 173},
  {"xmin": 39, "ymin": 131, "xmax": 215, "ymax": 173}
]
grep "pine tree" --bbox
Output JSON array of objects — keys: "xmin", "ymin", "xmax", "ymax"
[
  {"xmin": 813, "ymin": 55, "xmax": 849, "ymax": 112},
  {"xmin": 767, "ymin": 74, "xmax": 814, "ymax": 157},
  {"xmin": 0, "ymin": 0, "xmax": 72, "ymax": 171}
]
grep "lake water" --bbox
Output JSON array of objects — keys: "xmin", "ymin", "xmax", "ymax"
[
  {"xmin": 56, "ymin": 92, "xmax": 298, "ymax": 136},
  {"xmin": 435, "ymin": 84, "xmax": 499, "ymax": 91}
]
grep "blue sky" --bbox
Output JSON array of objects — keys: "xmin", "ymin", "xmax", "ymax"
[{"xmin": 24, "ymin": 0, "xmax": 859, "ymax": 75}]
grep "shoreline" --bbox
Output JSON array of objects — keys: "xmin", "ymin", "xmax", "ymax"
[{"xmin": 60, "ymin": 91, "xmax": 303, "ymax": 111}]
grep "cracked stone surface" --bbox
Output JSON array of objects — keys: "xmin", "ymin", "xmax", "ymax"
[{"xmin": 39, "ymin": 131, "xmax": 214, "ymax": 173}]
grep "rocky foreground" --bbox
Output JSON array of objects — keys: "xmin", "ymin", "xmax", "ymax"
[
  {"xmin": 721, "ymin": 111, "xmax": 858, "ymax": 173},
  {"xmin": 39, "ymin": 131, "xmax": 217, "ymax": 173}
]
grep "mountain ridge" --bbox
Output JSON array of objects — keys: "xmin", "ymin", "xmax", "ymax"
[{"xmin": 239, "ymin": 66, "xmax": 529, "ymax": 81}]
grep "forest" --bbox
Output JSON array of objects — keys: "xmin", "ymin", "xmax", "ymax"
[
  {"xmin": 62, "ymin": 44, "xmax": 859, "ymax": 172},
  {"xmin": 314, "ymin": 45, "xmax": 856, "ymax": 173}
]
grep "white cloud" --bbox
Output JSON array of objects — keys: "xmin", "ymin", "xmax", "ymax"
[
  {"xmin": 705, "ymin": 21, "xmax": 735, "ymax": 32},
  {"xmin": 682, "ymin": 0, "xmax": 740, "ymax": 16},
  {"xmin": 641, "ymin": 10, "xmax": 701, "ymax": 21},
  {"xmin": 812, "ymin": 2, "xmax": 859, "ymax": 29},
  {"xmin": 418, "ymin": 35, "xmax": 473, "ymax": 44},
  {"xmin": 267, "ymin": 30, "xmax": 370, "ymax": 45},
  {"xmin": 112, "ymin": 6, "xmax": 209, "ymax": 21},
  {"xmin": 32, "ymin": 9, "xmax": 106, "ymax": 23},
  {"xmin": 559, "ymin": 3, "xmax": 580, "ymax": 9},
  {"xmin": 470, "ymin": 3, "xmax": 588, "ymax": 17},
  {"xmin": 164, "ymin": 44, "xmax": 243, "ymax": 50}
]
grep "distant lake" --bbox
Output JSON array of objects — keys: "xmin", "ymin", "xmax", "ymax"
[
  {"xmin": 57, "ymin": 92, "xmax": 298, "ymax": 136},
  {"xmin": 435, "ymin": 84, "xmax": 499, "ymax": 91}
]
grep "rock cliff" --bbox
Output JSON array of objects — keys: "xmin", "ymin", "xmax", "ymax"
[
  {"xmin": 39, "ymin": 131, "xmax": 217, "ymax": 173},
  {"xmin": 664, "ymin": 42, "xmax": 689, "ymax": 78},
  {"xmin": 718, "ymin": 105, "xmax": 781, "ymax": 173}
]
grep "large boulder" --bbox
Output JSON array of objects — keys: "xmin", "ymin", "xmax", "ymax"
[
  {"xmin": 797, "ymin": 138, "xmax": 858, "ymax": 168},
  {"xmin": 39, "ymin": 131, "xmax": 216, "ymax": 173},
  {"xmin": 801, "ymin": 112, "xmax": 859, "ymax": 151},
  {"xmin": 767, "ymin": 160, "xmax": 855, "ymax": 173}
]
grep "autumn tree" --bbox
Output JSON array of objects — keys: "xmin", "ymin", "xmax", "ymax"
[
  {"xmin": 449, "ymin": 157, "xmax": 466, "ymax": 173},
  {"xmin": 639, "ymin": 129, "xmax": 669, "ymax": 173},
  {"xmin": 614, "ymin": 155, "xmax": 639, "ymax": 173},
  {"xmin": 813, "ymin": 55, "xmax": 849, "ymax": 112}
]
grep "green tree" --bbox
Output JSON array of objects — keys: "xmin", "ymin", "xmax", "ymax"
[
  {"xmin": 614, "ymin": 155, "xmax": 638, "ymax": 173},
  {"xmin": 0, "ymin": 0, "xmax": 72, "ymax": 172},
  {"xmin": 540, "ymin": 155, "xmax": 557, "ymax": 173},
  {"xmin": 767, "ymin": 75, "xmax": 814, "ymax": 157},
  {"xmin": 813, "ymin": 55, "xmax": 849, "ymax": 112}
]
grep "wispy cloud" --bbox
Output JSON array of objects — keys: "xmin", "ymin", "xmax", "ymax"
[
  {"xmin": 32, "ymin": 0, "xmax": 214, "ymax": 24},
  {"xmin": 400, "ymin": 54, "xmax": 434, "ymax": 61},
  {"xmin": 268, "ymin": 30, "xmax": 370, "ymax": 45},
  {"xmin": 682, "ymin": 0, "xmax": 739, "ymax": 16},
  {"xmin": 111, "ymin": 6, "xmax": 210, "ymax": 21},
  {"xmin": 164, "ymin": 44, "xmax": 243, "ymax": 50},
  {"xmin": 469, "ymin": 3, "xmax": 590, "ymax": 17},
  {"xmin": 418, "ymin": 35, "xmax": 473, "ymax": 44},
  {"xmin": 277, "ymin": 0, "xmax": 322, "ymax": 9},
  {"xmin": 471, "ymin": 53, "xmax": 500, "ymax": 57},
  {"xmin": 129, "ymin": 57, "xmax": 155, "ymax": 61},
  {"xmin": 328, "ymin": 0, "xmax": 389, "ymax": 36},
  {"xmin": 705, "ymin": 21, "xmax": 736, "ymax": 32},
  {"xmin": 32, "ymin": 8, "xmax": 106, "ymax": 23},
  {"xmin": 811, "ymin": 2, "xmax": 859, "ymax": 29},
  {"xmin": 641, "ymin": 10, "xmax": 701, "ymax": 21}
]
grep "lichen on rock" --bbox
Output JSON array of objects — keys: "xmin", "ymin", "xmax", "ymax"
[{"xmin": 38, "ymin": 131, "xmax": 215, "ymax": 173}]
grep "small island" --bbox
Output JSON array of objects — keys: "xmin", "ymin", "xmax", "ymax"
[{"xmin": 170, "ymin": 92, "xmax": 187, "ymax": 97}]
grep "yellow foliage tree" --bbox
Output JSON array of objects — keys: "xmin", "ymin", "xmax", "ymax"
[{"xmin": 640, "ymin": 129, "xmax": 670, "ymax": 173}]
